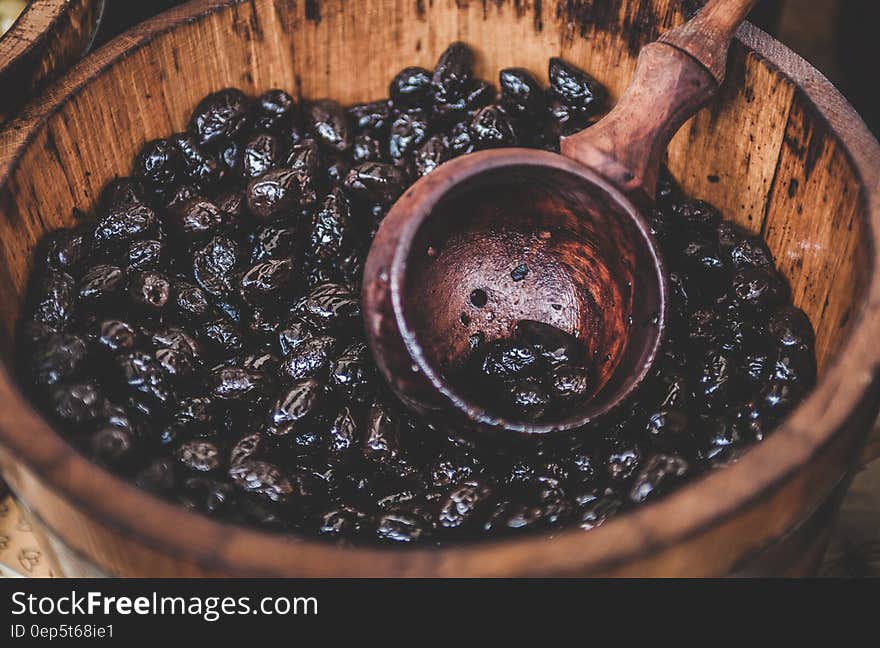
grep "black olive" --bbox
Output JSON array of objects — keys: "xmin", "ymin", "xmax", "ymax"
[
  {"xmin": 242, "ymin": 133, "xmax": 283, "ymax": 179},
  {"xmin": 126, "ymin": 239, "xmax": 166, "ymax": 271},
  {"xmin": 33, "ymin": 271, "xmax": 77, "ymax": 330},
  {"xmin": 343, "ymin": 161, "xmax": 407, "ymax": 206},
  {"xmin": 771, "ymin": 347, "xmax": 817, "ymax": 387},
  {"xmin": 306, "ymin": 99, "xmax": 352, "ymax": 153},
  {"xmin": 44, "ymin": 226, "xmax": 92, "ymax": 274},
  {"xmin": 173, "ymin": 396, "xmax": 215, "ymax": 431},
  {"xmin": 277, "ymin": 317, "xmax": 312, "ymax": 356},
  {"xmin": 128, "ymin": 271, "xmax": 172, "ymax": 312},
  {"xmin": 327, "ymin": 406, "xmax": 360, "ymax": 461},
  {"xmin": 239, "ymin": 258, "xmax": 296, "ymax": 302},
  {"xmin": 98, "ymin": 178, "xmax": 146, "ymax": 213},
  {"xmin": 252, "ymin": 89, "xmax": 296, "ymax": 133},
  {"xmin": 97, "ymin": 319, "xmax": 138, "ymax": 352},
  {"xmin": 352, "ymin": 133, "xmax": 385, "ymax": 164},
  {"xmin": 436, "ymin": 479, "xmax": 493, "ymax": 531},
  {"xmin": 695, "ymin": 348, "xmax": 735, "ymax": 411},
  {"xmin": 30, "ymin": 333, "xmax": 88, "ymax": 386},
  {"xmin": 730, "ymin": 236, "xmax": 774, "ymax": 269},
  {"xmin": 116, "ymin": 351, "xmax": 175, "ymax": 407},
  {"xmin": 280, "ymin": 334, "xmax": 337, "ymax": 382},
  {"xmin": 762, "ymin": 380, "xmax": 805, "ymax": 419},
  {"xmin": 766, "ymin": 305, "xmax": 815, "ymax": 350},
  {"xmin": 270, "ymin": 378, "xmax": 326, "ymax": 429},
  {"xmin": 198, "ymin": 318, "xmax": 244, "ymax": 358},
  {"xmin": 296, "ymin": 282, "xmax": 362, "ymax": 332},
  {"xmin": 469, "ymin": 105, "xmax": 517, "ymax": 149},
  {"xmin": 250, "ymin": 223, "xmax": 298, "ymax": 263},
  {"xmin": 155, "ymin": 348, "xmax": 196, "ymax": 379},
  {"xmin": 374, "ymin": 507, "xmax": 432, "ymax": 543},
  {"xmin": 363, "ymin": 402, "xmax": 400, "ymax": 463},
  {"xmin": 49, "ymin": 381, "xmax": 106, "ymax": 424},
  {"xmin": 176, "ymin": 439, "xmax": 223, "ymax": 473},
  {"xmin": 284, "ymin": 139, "xmax": 322, "ymax": 178},
  {"xmin": 477, "ymin": 339, "xmax": 539, "ymax": 378},
  {"xmin": 228, "ymin": 460, "xmax": 294, "ymax": 504},
  {"xmin": 329, "ymin": 342, "xmax": 374, "ymax": 402},
  {"xmin": 731, "ymin": 267, "xmax": 789, "ymax": 312},
  {"xmin": 680, "ymin": 236, "xmax": 726, "ymax": 290},
  {"xmin": 390, "ymin": 66, "xmax": 434, "ymax": 107},
  {"xmin": 629, "ymin": 454, "xmax": 689, "ymax": 503},
  {"xmin": 230, "ymin": 433, "xmax": 263, "ymax": 466},
  {"xmin": 548, "ymin": 57, "xmax": 604, "ymax": 116},
  {"xmin": 448, "ymin": 120, "xmax": 474, "ymax": 156},
  {"xmin": 310, "ymin": 187, "xmax": 354, "ymax": 263},
  {"xmin": 154, "ymin": 328, "xmax": 200, "ymax": 362},
  {"xmin": 218, "ymin": 140, "xmax": 244, "ymax": 179},
  {"xmin": 577, "ymin": 495, "xmax": 623, "ymax": 531},
  {"xmin": 188, "ymin": 88, "xmax": 251, "ymax": 147},
  {"xmin": 675, "ymin": 200, "xmax": 721, "ymax": 237},
  {"xmin": 172, "ymin": 134, "xmax": 225, "ymax": 192},
  {"xmin": 432, "ymin": 42, "xmax": 474, "ymax": 104},
  {"xmin": 133, "ymin": 138, "xmax": 181, "ymax": 191},
  {"xmin": 544, "ymin": 98, "xmax": 593, "ymax": 139},
  {"xmin": 173, "ymin": 281, "xmax": 213, "ymax": 322},
  {"xmin": 168, "ymin": 198, "xmax": 223, "ymax": 241},
  {"xmin": 700, "ymin": 415, "xmax": 742, "ymax": 460},
  {"xmin": 318, "ymin": 506, "xmax": 366, "ymax": 537},
  {"xmin": 93, "ymin": 201, "xmax": 157, "ymax": 250},
  {"xmin": 503, "ymin": 378, "xmax": 551, "ymax": 421},
  {"xmin": 246, "ymin": 167, "xmax": 315, "ymax": 219},
  {"xmin": 208, "ymin": 366, "xmax": 270, "ymax": 402},
  {"xmin": 548, "ymin": 364, "xmax": 591, "ymax": 403},
  {"xmin": 79, "ymin": 264, "xmax": 125, "ymax": 302},
  {"xmin": 604, "ymin": 438, "xmax": 642, "ymax": 482},
  {"xmin": 499, "ymin": 67, "xmax": 546, "ymax": 117},
  {"xmin": 389, "ymin": 110, "xmax": 430, "ymax": 162},
  {"xmin": 514, "ymin": 319, "xmax": 585, "ymax": 366},
  {"xmin": 412, "ymin": 134, "xmax": 451, "ymax": 177},
  {"xmin": 347, "ymin": 100, "xmax": 393, "ymax": 133},
  {"xmin": 135, "ymin": 458, "xmax": 178, "ymax": 495},
  {"xmin": 90, "ymin": 426, "xmax": 138, "ymax": 468},
  {"xmin": 193, "ymin": 235, "xmax": 240, "ymax": 298}
]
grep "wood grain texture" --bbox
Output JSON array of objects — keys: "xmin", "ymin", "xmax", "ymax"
[
  {"xmin": 659, "ymin": 0, "xmax": 757, "ymax": 83},
  {"xmin": 0, "ymin": 0, "xmax": 877, "ymax": 576},
  {"xmin": 0, "ymin": 0, "xmax": 105, "ymax": 123}
]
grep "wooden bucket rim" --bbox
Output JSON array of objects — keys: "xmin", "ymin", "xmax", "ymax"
[
  {"xmin": 0, "ymin": 0, "xmax": 878, "ymax": 576},
  {"xmin": 0, "ymin": 0, "xmax": 107, "ymax": 82}
]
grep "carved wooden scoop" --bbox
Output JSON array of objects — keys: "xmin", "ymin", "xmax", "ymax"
[{"xmin": 363, "ymin": 0, "xmax": 758, "ymax": 436}]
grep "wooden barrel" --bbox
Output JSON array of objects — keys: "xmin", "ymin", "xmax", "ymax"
[
  {"xmin": 0, "ymin": 0, "xmax": 105, "ymax": 123},
  {"xmin": 0, "ymin": 0, "xmax": 878, "ymax": 577}
]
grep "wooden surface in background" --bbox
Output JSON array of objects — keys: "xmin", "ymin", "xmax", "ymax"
[{"xmin": 0, "ymin": 0, "xmax": 105, "ymax": 123}]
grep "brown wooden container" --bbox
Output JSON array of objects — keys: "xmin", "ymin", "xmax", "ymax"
[
  {"xmin": 0, "ymin": 0, "xmax": 105, "ymax": 123},
  {"xmin": 0, "ymin": 0, "xmax": 878, "ymax": 577}
]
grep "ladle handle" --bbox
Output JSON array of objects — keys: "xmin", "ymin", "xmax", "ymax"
[{"xmin": 560, "ymin": 0, "xmax": 758, "ymax": 204}]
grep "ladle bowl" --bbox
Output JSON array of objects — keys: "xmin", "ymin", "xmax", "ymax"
[
  {"xmin": 363, "ymin": 0, "xmax": 756, "ymax": 435},
  {"xmin": 363, "ymin": 149, "xmax": 666, "ymax": 435}
]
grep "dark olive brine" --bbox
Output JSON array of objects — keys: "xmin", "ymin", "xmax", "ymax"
[{"xmin": 16, "ymin": 42, "xmax": 816, "ymax": 545}]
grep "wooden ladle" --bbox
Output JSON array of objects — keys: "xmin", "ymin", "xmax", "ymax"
[{"xmin": 362, "ymin": 0, "xmax": 758, "ymax": 436}]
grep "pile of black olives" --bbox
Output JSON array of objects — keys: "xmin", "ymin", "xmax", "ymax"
[
  {"xmin": 451, "ymin": 320, "xmax": 596, "ymax": 423},
  {"xmin": 17, "ymin": 43, "xmax": 816, "ymax": 545}
]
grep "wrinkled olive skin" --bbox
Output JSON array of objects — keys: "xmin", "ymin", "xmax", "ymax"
[
  {"xmin": 188, "ymin": 88, "xmax": 250, "ymax": 147},
  {"xmin": 17, "ymin": 42, "xmax": 815, "ymax": 548}
]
